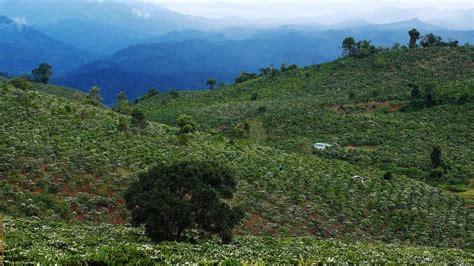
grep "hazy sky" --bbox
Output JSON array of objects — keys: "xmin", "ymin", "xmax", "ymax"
[{"xmin": 147, "ymin": 1, "xmax": 473, "ymax": 19}]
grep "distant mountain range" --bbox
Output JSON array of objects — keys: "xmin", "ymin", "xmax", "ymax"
[
  {"xmin": 55, "ymin": 34, "xmax": 333, "ymax": 103},
  {"xmin": 0, "ymin": 0, "xmax": 473, "ymax": 104},
  {"xmin": 55, "ymin": 23, "xmax": 474, "ymax": 104},
  {"xmin": 0, "ymin": 15, "xmax": 96, "ymax": 75},
  {"xmin": 0, "ymin": 0, "xmax": 216, "ymax": 55}
]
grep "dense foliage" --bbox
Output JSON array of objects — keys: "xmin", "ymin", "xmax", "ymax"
[{"xmin": 125, "ymin": 161, "xmax": 244, "ymax": 243}]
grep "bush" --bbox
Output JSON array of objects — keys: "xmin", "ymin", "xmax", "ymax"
[
  {"xmin": 131, "ymin": 109, "xmax": 147, "ymax": 129},
  {"xmin": 10, "ymin": 78, "xmax": 31, "ymax": 90},
  {"xmin": 383, "ymin": 171, "xmax": 393, "ymax": 181}
]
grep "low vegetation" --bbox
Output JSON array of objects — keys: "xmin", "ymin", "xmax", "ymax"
[{"xmin": 5, "ymin": 217, "xmax": 473, "ymax": 264}]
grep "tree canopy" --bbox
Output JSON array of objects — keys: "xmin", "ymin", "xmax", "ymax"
[
  {"xmin": 342, "ymin": 37, "xmax": 378, "ymax": 57},
  {"xmin": 125, "ymin": 160, "xmax": 244, "ymax": 243},
  {"xmin": 31, "ymin": 63, "xmax": 53, "ymax": 84},
  {"xmin": 408, "ymin": 28, "xmax": 421, "ymax": 48}
]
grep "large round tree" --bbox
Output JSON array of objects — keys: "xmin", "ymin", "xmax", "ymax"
[{"xmin": 125, "ymin": 160, "xmax": 244, "ymax": 244}]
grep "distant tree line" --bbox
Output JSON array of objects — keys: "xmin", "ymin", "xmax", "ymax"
[
  {"xmin": 341, "ymin": 37, "xmax": 379, "ymax": 57},
  {"xmin": 408, "ymin": 28, "xmax": 459, "ymax": 48},
  {"xmin": 234, "ymin": 63, "xmax": 299, "ymax": 85},
  {"xmin": 341, "ymin": 29, "xmax": 460, "ymax": 58}
]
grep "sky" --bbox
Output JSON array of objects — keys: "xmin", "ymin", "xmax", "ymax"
[{"xmin": 146, "ymin": 0, "xmax": 474, "ymax": 19}]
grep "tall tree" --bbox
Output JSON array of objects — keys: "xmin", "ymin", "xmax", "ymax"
[
  {"xmin": 342, "ymin": 37, "xmax": 357, "ymax": 56},
  {"xmin": 125, "ymin": 161, "xmax": 244, "ymax": 244},
  {"xmin": 408, "ymin": 28, "xmax": 421, "ymax": 48},
  {"xmin": 430, "ymin": 145, "xmax": 443, "ymax": 169},
  {"xmin": 31, "ymin": 63, "xmax": 53, "ymax": 84}
]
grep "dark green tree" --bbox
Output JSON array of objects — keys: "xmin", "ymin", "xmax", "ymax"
[
  {"xmin": 206, "ymin": 79, "xmax": 217, "ymax": 90},
  {"xmin": 169, "ymin": 89, "xmax": 179, "ymax": 98},
  {"xmin": 281, "ymin": 64, "xmax": 298, "ymax": 72},
  {"xmin": 342, "ymin": 37, "xmax": 357, "ymax": 56},
  {"xmin": 125, "ymin": 161, "xmax": 244, "ymax": 243},
  {"xmin": 420, "ymin": 33, "xmax": 443, "ymax": 48},
  {"xmin": 131, "ymin": 108, "xmax": 147, "ymax": 129},
  {"xmin": 410, "ymin": 84, "xmax": 422, "ymax": 99},
  {"xmin": 356, "ymin": 40, "xmax": 378, "ymax": 57},
  {"xmin": 430, "ymin": 145, "xmax": 443, "ymax": 169},
  {"xmin": 235, "ymin": 72, "xmax": 257, "ymax": 84},
  {"xmin": 31, "ymin": 63, "xmax": 53, "ymax": 84},
  {"xmin": 408, "ymin": 28, "xmax": 420, "ymax": 48},
  {"xmin": 424, "ymin": 86, "xmax": 437, "ymax": 106},
  {"xmin": 250, "ymin": 93, "xmax": 258, "ymax": 101},
  {"xmin": 446, "ymin": 40, "xmax": 459, "ymax": 47},
  {"xmin": 146, "ymin": 88, "xmax": 160, "ymax": 98},
  {"xmin": 383, "ymin": 172, "xmax": 393, "ymax": 181}
]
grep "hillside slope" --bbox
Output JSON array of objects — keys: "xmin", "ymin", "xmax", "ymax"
[
  {"xmin": 1, "ymin": 81, "xmax": 473, "ymax": 248},
  {"xmin": 136, "ymin": 46, "xmax": 474, "ymax": 196}
]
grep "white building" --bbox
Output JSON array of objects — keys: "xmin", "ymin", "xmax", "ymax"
[{"xmin": 314, "ymin": 143, "xmax": 332, "ymax": 150}]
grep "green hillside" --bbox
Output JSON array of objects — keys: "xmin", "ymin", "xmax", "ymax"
[
  {"xmin": 1, "ymin": 46, "xmax": 473, "ymax": 263},
  {"xmin": 137, "ymin": 46, "xmax": 474, "ymax": 198}
]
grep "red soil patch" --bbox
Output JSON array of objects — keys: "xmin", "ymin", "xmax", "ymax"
[
  {"xmin": 111, "ymin": 216, "xmax": 126, "ymax": 225},
  {"xmin": 243, "ymin": 213, "xmax": 260, "ymax": 228},
  {"xmin": 329, "ymin": 105, "xmax": 341, "ymax": 112},
  {"xmin": 335, "ymin": 100, "xmax": 406, "ymax": 113},
  {"xmin": 74, "ymin": 214, "xmax": 85, "ymax": 222},
  {"xmin": 382, "ymin": 100, "xmax": 404, "ymax": 112},
  {"xmin": 33, "ymin": 187, "xmax": 44, "ymax": 194}
]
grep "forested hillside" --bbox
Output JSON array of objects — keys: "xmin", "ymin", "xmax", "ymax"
[{"xmin": 136, "ymin": 46, "xmax": 474, "ymax": 198}]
